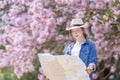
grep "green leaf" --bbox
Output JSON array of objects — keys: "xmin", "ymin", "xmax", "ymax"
[
  {"xmin": 0, "ymin": 45, "xmax": 6, "ymax": 50},
  {"xmin": 1, "ymin": 67, "xmax": 18, "ymax": 80}
]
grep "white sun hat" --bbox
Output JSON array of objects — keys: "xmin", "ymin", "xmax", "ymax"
[{"xmin": 66, "ymin": 18, "xmax": 86, "ymax": 30}]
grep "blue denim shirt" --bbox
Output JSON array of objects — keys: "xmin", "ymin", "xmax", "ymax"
[{"xmin": 65, "ymin": 39, "xmax": 98, "ymax": 80}]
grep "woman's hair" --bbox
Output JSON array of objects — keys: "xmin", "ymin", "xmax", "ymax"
[{"xmin": 81, "ymin": 28, "xmax": 87, "ymax": 39}]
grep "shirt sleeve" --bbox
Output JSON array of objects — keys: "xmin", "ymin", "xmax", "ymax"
[
  {"xmin": 88, "ymin": 44, "xmax": 98, "ymax": 71},
  {"xmin": 64, "ymin": 43, "xmax": 74, "ymax": 55},
  {"xmin": 64, "ymin": 44, "xmax": 70, "ymax": 55}
]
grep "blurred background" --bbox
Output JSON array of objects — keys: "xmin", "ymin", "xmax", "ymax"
[{"xmin": 0, "ymin": 0, "xmax": 120, "ymax": 80}]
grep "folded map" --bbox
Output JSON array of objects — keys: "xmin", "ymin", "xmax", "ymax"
[{"xmin": 38, "ymin": 54, "xmax": 90, "ymax": 80}]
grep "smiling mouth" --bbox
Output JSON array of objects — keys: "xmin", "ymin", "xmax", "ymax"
[{"xmin": 75, "ymin": 35, "xmax": 79, "ymax": 37}]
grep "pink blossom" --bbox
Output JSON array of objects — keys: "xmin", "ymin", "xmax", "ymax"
[
  {"xmin": 96, "ymin": 1, "xmax": 106, "ymax": 9},
  {"xmin": 114, "ymin": 10, "xmax": 120, "ymax": 16},
  {"xmin": 8, "ymin": 9, "xmax": 18, "ymax": 16},
  {"xmin": 104, "ymin": 0, "xmax": 115, "ymax": 3},
  {"xmin": 0, "ymin": 1, "xmax": 5, "ymax": 9},
  {"xmin": 25, "ymin": 61, "xmax": 34, "ymax": 72},
  {"xmin": 110, "ymin": 66, "xmax": 116, "ymax": 73},
  {"xmin": 89, "ymin": 4, "xmax": 96, "ymax": 9},
  {"xmin": 54, "ymin": 0, "xmax": 65, "ymax": 4},
  {"xmin": 43, "ymin": 49, "xmax": 50, "ymax": 53},
  {"xmin": 0, "ymin": 0, "xmax": 119, "ymax": 79},
  {"xmin": 0, "ymin": 58, "xmax": 10, "ymax": 68},
  {"xmin": 75, "ymin": 11, "xmax": 86, "ymax": 19},
  {"xmin": 39, "ymin": 67, "xmax": 44, "ymax": 74},
  {"xmin": 101, "ymin": 40, "xmax": 108, "ymax": 48},
  {"xmin": 113, "ymin": 54, "xmax": 119, "ymax": 60},
  {"xmin": 103, "ymin": 15, "xmax": 108, "ymax": 20},
  {"xmin": 32, "ymin": 31, "xmax": 39, "ymax": 38},
  {"xmin": 37, "ymin": 37, "xmax": 47, "ymax": 44},
  {"xmin": 0, "ymin": 36, "xmax": 6, "ymax": 45},
  {"xmin": 81, "ymin": 0, "xmax": 87, "ymax": 7},
  {"xmin": 1, "ymin": 14, "xmax": 9, "ymax": 21},
  {"xmin": 55, "ymin": 35, "xmax": 64, "ymax": 41},
  {"xmin": 30, "ymin": 21, "xmax": 40, "ymax": 30},
  {"xmin": 57, "ymin": 17, "xmax": 66, "ymax": 25},
  {"xmin": 104, "ymin": 63, "xmax": 110, "ymax": 68},
  {"xmin": 14, "ymin": 68, "xmax": 24, "ymax": 79},
  {"xmin": 14, "ymin": 17, "xmax": 26, "ymax": 27},
  {"xmin": 92, "ymin": 73, "xmax": 98, "ymax": 79},
  {"xmin": 104, "ymin": 23, "xmax": 111, "ymax": 32}
]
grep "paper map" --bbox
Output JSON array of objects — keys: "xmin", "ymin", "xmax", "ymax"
[{"xmin": 38, "ymin": 54, "xmax": 90, "ymax": 80}]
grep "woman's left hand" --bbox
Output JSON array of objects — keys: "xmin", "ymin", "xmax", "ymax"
[{"xmin": 86, "ymin": 65, "xmax": 94, "ymax": 75}]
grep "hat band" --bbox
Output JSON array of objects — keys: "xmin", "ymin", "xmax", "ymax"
[{"xmin": 71, "ymin": 24, "xmax": 83, "ymax": 27}]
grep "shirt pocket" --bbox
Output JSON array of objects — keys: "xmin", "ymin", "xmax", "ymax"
[
  {"xmin": 81, "ymin": 49, "xmax": 89, "ymax": 55},
  {"xmin": 80, "ymin": 50, "xmax": 89, "ymax": 64},
  {"xmin": 81, "ymin": 50, "xmax": 89, "ymax": 61}
]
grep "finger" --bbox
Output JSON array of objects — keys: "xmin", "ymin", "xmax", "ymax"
[
  {"xmin": 40, "ymin": 67, "xmax": 44, "ymax": 74},
  {"xmin": 86, "ymin": 69, "xmax": 92, "ymax": 75},
  {"xmin": 43, "ymin": 75, "xmax": 50, "ymax": 80},
  {"xmin": 43, "ymin": 75, "xmax": 46, "ymax": 78}
]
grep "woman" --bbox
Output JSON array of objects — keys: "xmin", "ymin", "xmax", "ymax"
[
  {"xmin": 65, "ymin": 18, "xmax": 98, "ymax": 80},
  {"xmin": 40, "ymin": 18, "xmax": 98, "ymax": 80}
]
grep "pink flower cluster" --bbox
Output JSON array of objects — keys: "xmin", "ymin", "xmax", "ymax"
[
  {"xmin": 0, "ymin": 0, "xmax": 57, "ymax": 78},
  {"xmin": 0, "ymin": 0, "xmax": 119, "ymax": 79}
]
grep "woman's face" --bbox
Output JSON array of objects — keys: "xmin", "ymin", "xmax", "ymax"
[{"xmin": 71, "ymin": 28, "xmax": 84, "ymax": 41}]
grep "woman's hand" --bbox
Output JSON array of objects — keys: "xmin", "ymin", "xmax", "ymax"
[
  {"xmin": 39, "ymin": 75, "xmax": 49, "ymax": 80},
  {"xmin": 39, "ymin": 67, "xmax": 49, "ymax": 80},
  {"xmin": 86, "ymin": 65, "xmax": 94, "ymax": 75}
]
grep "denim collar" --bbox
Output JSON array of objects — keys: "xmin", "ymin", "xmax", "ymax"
[
  {"xmin": 70, "ymin": 39, "xmax": 89, "ymax": 47},
  {"xmin": 75, "ymin": 39, "xmax": 90, "ymax": 45},
  {"xmin": 83, "ymin": 39, "xmax": 90, "ymax": 45}
]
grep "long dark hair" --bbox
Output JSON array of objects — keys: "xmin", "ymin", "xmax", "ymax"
[{"xmin": 81, "ymin": 28, "xmax": 87, "ymax": 39}]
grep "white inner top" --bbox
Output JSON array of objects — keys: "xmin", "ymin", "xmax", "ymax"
[{"xmin": 71, "ymin": 41, "xmax": 83, "ymax": 56}]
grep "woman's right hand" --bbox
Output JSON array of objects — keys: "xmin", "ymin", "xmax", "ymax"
[
  {"xmin": 39, "ymin": 75, "xmax": 49, "ymax": 80},
  {"xmin": 86, "ymin": 65, "xmax": 94, "ymax": 75},
  {"xmin": 39, "ymin": 67, "xmax": 49, "ymax": 80}
]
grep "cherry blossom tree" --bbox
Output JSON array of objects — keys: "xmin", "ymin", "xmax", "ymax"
[{"xmin": 0, "ymin": 0, "xmax": 120, "ymax": 80}]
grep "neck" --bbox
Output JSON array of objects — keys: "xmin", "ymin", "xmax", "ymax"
[{"xmin": 77, "ymin": 37, "xmax": 86, "ymax": 44}]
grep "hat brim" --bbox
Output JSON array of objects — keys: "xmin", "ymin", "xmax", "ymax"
[{"xmin": 66, "ymin": 25, "xmax": 86, "ymax": 31}]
